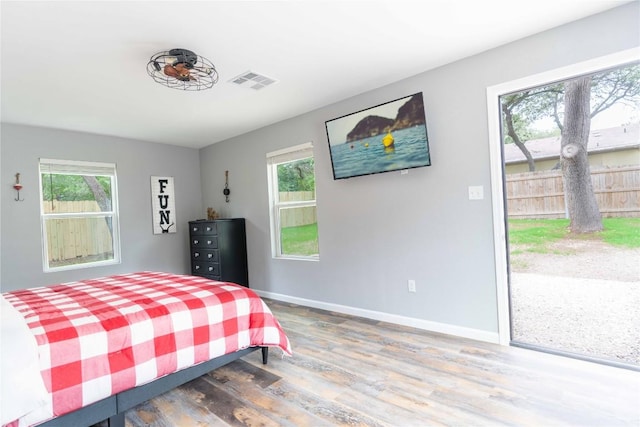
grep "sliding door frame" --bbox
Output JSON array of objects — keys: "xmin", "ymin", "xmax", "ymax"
[{"xmin": 486, "ymin": 47, "xmax": 640, "ymax": 346}]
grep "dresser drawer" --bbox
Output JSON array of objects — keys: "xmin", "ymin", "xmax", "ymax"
[
  {"xmin": 201, "ymin": 222, "xmax": 217, "ymax": 235},
  {"xmin": 190, "ymin": 222, "xmax": 205, "ymax": 235},
  {"xmin": 191, "ymin": 249, "xmax": 219, "ymax": 262},
  {"xmin": 190, "ymin": 222, "xmax": 217, "ymax": 235},
  {"xmin": 192, "ymin": 261, "xmax": 220, "ymax": 276},
  {"xmin": 191, "ymin": 236, "xmax": 218, "ymax": 249}
]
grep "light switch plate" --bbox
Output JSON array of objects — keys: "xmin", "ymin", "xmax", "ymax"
[{"xmin": 468, "ymin": 185, "xmax": 484, "ymax": 200}]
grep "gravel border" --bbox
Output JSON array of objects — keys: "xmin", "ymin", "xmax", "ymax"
[
  {"xmin": 509, "ymin": 240, "xmax": 640, "ymax": 366},
  {"xmin": 510, "ymin": 273, "xmax": 639, "ymax": 365}
]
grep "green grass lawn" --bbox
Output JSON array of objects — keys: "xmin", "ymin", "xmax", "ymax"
[
  {"xmin": 508, "ymin": 217, "xmax": 640, "ymax": 252},
  {"xmin": 281, "ymin": 219, "xmax": 639, "ymax": 257},
  {"xmin": 281, "ymin": 223, "xmax": 318, "ymax": 256}
]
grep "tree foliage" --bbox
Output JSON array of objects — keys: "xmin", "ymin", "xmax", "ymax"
[
  {"xmin": 42, "ymin": 174, "xmax": 112, "ymax": 201},
  {"xmin": 501, "ymin": 63, "xmax": 640, "ymax": 172},
  {"xmin": 590, "ymin": 64, "xmax": 640, "ymax": 118},
  {"xmin": 277, "ymin": 158, "xmax": 315, "ymax": 192}
]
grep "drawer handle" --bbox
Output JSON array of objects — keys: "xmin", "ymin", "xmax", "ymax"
[
  {"xmin": 194, "ymin": 252, "xmax": 200, "ymax": 257},
  {"xmin": 206, "ymin": 226, "xmax": 212, "ymax": 232},
  {"xmin": 207, "ymin": 240, "xmax": 212, "ymax": 245},
  {"xmin": 192, "ymin": 227, "xmax": 198, "ymax": 232},
  {"xmin": 195, "ymin": 265, "xmax": 200, "ymax": 270},
  {"xmin": 194, "ymin": 239, "xmax": 199, "ymax": 244},
  {"xmin": 208, "ymin": 266, "xmax": 214, "ymax": 272},
  {"xmin": 207, "ymin": 253, "xmax": 212, "ymax": 258}
]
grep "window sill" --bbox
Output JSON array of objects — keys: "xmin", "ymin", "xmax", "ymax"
[{"xmin": 273, "ymin": 255, "xmax": 319, "ymax": 262}]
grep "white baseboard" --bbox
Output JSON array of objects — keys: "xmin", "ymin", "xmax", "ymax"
[{"xmin": 254, "ymin": 290, "xmax": 501, "ymax": 345}]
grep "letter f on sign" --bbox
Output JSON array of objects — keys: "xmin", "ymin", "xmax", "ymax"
[{"xmin": 158, "ymin": 179, "xmax": 168, "ymax": 193}]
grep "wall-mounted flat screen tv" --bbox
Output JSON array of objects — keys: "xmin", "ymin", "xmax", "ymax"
[{"xmin": 325, "ymin": 92, "xmax": 431, "ymax": 180}]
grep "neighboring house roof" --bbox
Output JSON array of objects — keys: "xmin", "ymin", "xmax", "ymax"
[{"xmin": 504, "ymin": 123, "xmax": 640, "ymax": 164}]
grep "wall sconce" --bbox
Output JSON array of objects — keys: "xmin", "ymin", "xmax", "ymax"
[
  {"xmin": 13, "ymin": 173, "xmax": 24, "ymax": 201},
  {"xmin": 223, "ymin": 170, "xmax": 231, "ymax": 203}
]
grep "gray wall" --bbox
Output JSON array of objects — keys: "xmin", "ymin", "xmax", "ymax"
[
  {"xmin": 199, "ymin": 4, "xmax": 639, "ymax": 337},
  {"xmin": 1, "ymin": 124, "xmax": 202, "ymax": 291}
]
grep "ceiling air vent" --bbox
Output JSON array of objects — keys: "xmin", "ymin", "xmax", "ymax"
[{"xmin": 229, "ymin": 71, "xmax": 277, "ymax": 90}]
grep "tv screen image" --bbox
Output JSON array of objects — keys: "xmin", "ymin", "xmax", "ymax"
[{"xmin": 325, "ymin": 92, "xmax": 431, "ymax": 180}]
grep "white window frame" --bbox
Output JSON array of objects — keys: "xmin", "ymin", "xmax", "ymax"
[
  {"xmin": 39, "ymin": 158, "xmax": 121, "ymax": 272},
  {"xmin": 266, "ymin": 142, "xmax": 319, "ymax": 260}
]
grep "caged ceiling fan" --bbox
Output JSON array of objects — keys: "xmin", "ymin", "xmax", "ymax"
[{"xmin": 146, "ymin": 48, "xmax": 219, "ymax": 91}]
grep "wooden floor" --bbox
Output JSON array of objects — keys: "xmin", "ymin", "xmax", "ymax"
[{"xmin": 117, "ymin": 299, "xmax": 640, "ymax": 426}]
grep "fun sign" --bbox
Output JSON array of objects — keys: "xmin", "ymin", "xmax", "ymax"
[{"xmin": 151, "ymin": 176, "xmax": 176, "ymax": 234}]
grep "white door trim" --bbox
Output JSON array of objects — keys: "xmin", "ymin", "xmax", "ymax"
[{"xmin": 486, "ymin": 47, "xmax": 640, "ymax": 346}]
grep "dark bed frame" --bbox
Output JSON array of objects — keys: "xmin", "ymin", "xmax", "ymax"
[{"xmin": 37, "ymin": 347, "xmax": 268, "ymax": 427}]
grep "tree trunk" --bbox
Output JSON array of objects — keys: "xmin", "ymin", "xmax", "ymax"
[
  {"xmin": 561, "ymin": 77, "xmax": 602, "ymax": 233},
  {"xmin": 502, "ymin": 104, "xmax": 536, "ymax": 171},
  {"xmin": 83, "ymin": 176, "xmax": 113, "ymax": 233}
]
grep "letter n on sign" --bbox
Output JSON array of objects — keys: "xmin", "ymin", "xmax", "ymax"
[{"xmin": 151, "ymin": 176, "xmax": 177, "ymax": 234}]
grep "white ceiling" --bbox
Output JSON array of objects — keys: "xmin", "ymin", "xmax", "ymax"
[{"xmin": 0, "ymin": 1, "xmax": 631, "ymax": 149}]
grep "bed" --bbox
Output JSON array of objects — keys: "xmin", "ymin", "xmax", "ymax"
[{"xmin": 1, "ymin": 271, "xmax": 292, "ymax": 427}]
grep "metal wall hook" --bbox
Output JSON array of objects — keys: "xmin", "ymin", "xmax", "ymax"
[
  {"xmin": 223, "ymin": 170, "xmax": 231, "ymax": 203},
  {"xmin": 13, "ymin": 172, "xmax": 24, "ymax": 201}
]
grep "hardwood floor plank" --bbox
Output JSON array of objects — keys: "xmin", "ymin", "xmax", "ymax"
[
  {"xmin": 262, "ymin": 380, "xmax": 387, "ymax": 427},
  {"xmin": 125, "ymin": 387, "xmax": 228, "ymax": 427},
  {"xmin": 183, "ymin": 375, "xmax": 281, "ymax": 427},
  {"xmin": 209, "ymin": 359, "xmax": 282, "ymax": 389},
  {"xmin": 206, "ymin": 363, "xmax": 331, "ymax": 427}
]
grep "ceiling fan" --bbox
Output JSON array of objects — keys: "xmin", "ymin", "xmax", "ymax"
[{"xmin": 146, "ymin": 48, "xmax": 219, "ymax": 91}]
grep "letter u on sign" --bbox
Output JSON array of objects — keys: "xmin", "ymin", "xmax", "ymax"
[{"xmin": 151, "ymin": 176, "xmax": 177, "ymax": 234}]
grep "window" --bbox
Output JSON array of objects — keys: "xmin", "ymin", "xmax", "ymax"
[
  {"xmin": 39, "ymin": 159, "xmax": 121, "ymax": 271},
  {"xmin": 267, "ymin": 142, "xmax": 319, "ymax": 260}
]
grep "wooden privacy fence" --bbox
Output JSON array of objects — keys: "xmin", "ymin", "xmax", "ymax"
[
  {"xmin": 279, "ymin": 191, "xmax": 317, "ymax": 228},
  {"xmin": 43, "ymin": 200, "xmax": 113, "ymax": 262},
  {"xmin": 506, "ymin": 165, "xmax": 640, "ymax": 219}
]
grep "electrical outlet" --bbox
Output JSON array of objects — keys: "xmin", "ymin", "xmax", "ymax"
[{"xmin": 407, "ymin": 279, "xmax": 416, "ymax": 293}]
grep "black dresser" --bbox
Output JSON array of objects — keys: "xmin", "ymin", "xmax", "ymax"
[{"xmin": 188, "ymin": 218, "xmax": 249, "ymax": 287}]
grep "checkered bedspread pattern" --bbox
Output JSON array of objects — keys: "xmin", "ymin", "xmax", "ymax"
[{"xmin": 3, "ymin": 272, "xmax": 292, "ymax": 419}]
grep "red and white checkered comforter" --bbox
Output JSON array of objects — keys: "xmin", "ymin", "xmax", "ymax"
[{"xmin": 2, "ymin": 271, "xmax": 291, "ymax": 426}]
